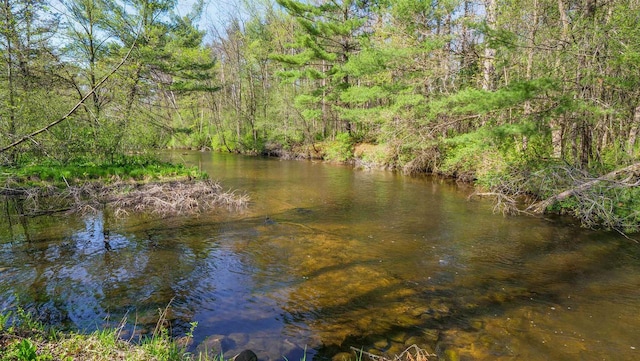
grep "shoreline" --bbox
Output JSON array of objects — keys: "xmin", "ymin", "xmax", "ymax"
[
  {"xmin": 214, "ymin": 143, "xmax": 638, "ymax": 235},
  {"xmin": 0, "ymin": 158, "xmax": 249, "ymax": 218}
]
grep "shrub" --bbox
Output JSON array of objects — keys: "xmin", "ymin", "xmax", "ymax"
[{"xmin": 324, "ymin": 133, "xmax": 354, "ymax": 162}]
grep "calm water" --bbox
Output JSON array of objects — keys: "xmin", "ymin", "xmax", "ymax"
[{"xmin": 1, "ymin": 151, "xmax": 640, "ymax": 361}]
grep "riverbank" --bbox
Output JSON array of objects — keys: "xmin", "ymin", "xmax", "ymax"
[
  {"xmin": 0, "ymin": 157, "xmax": 249, "ymax": 217},
  {"xmin": 260, "ymin": 141, "xmax": 640, "ymax": 234},
  {"xmin": 0, "ymin": 307, "xmax": 215, "ymax": 361}
]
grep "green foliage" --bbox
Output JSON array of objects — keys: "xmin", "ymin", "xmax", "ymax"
[
  {"xmin": 0, "ymin": 311, "xmax": 11, "ymax": 332},
  {"xmin": 440, "ymin": 130, "xmax": 494, "ymax": 179},
  {"xmin": 340, "ymin": 86, "xmax": 389, "ymax": 105},
  {"xmin": 209, "ymin": 129, "xmax": 239, "ymax": 152},
  {"xmin": 436, "ymin": 119, "xmax": 554, "ymax": 190},
  {"xmin": 0, "ymin": 309, "xmax": 221, "ymax": 361},
  {"xmin": 8, "ymin": 339, "xmax": 45, "ymax": 361},
  {"xmin": 342, "ymin": 48, "xmax": 394, "ymax": 79},
  {"xmin": 14, "ymin": 307, "xmax": 42, "ymax": 332},
  {"xmin": 1, "ymin": 0, "xmax": 640, "ymax": 231},
  {"xmin": 324, "ymin": 133, "xmax": 354, "ymax": 162},
  {"xmin": 210, "ymin": 0, "xmax": 640, "ymax": 231},
  {"xmin": 0, "ymin": 0, "xmax": 220, "ymax": 165},
  {"xmin": 611, "ymin": 187, "xmax": 640, "ymax": 233},
  {"xmin": 273, "ymin": 0, "xmax": 371, "ymax": 138},
  {"xmin": 0, "ymin": 307, "xmax": 51, "ymax": 361},
  {"xmin": 427, "ymin": 79, "xmax": 556, "ymax": 120},
  {"xmin": 1, "ymin": 156, "xmax": 207, "ymax": 188}
]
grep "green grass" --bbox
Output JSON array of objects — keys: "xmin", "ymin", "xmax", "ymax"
[
  {"xmin": 0, "ymin": 308, "xmax": 222, "ymax": 361},
  {"xmin": 0, "ymin": 155, "xmax": 208, "ymax": 189},
  {"xmin": 1, "ymin": 309, "xmax": 432, "ymax": 361}
]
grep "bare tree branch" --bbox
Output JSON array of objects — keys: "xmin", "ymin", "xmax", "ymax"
[
  {"xmin": 0, "ymin": 31, "xmax": 140, "ymax": 154},
  {"xmin": 528, "ymin": 162, "xmax": 640, "ymax": 214}
]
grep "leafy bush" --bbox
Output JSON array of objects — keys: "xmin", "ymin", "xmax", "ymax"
[{"xmin": 324, "ymin": 132, "xmax": 354, "ymax": 162}]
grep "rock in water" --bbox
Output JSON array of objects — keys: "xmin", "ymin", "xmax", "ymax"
[{"xmin": 235, "ymin": 350, "xmax": 258, "ymax": 361}]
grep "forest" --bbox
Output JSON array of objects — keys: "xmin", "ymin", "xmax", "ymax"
[{"xmin": 1, "ymin": 0, "xmax": 640, "ymax": 232}]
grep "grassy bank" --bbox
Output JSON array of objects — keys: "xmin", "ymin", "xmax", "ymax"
[
  {"xmin": 0, "ymin": 155, "xmax": 249, "ymax": 217},
  {"xmin": 0, "ymin": 156, "xmax": 206, "ymax": 189},
  {"xmin": 0, "ymin": 308, "xmax": 218, "ymax": 361}
]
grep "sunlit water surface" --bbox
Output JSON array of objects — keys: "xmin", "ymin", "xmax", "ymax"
[{"xmin": 1, "ymin": 151, "xmax": 640, "ymax": 361}]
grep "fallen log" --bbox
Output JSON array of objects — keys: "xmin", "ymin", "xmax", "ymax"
[{"xmin": 527, "ymin": 162, "xmax": 640, "ymax": 214}]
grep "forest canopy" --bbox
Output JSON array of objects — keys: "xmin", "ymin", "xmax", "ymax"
[{"xmin": 1, "ymin": 0, "xmax": 640, "ymax": 231}]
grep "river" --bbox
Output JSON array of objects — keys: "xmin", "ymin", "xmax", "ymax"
[{"xmin": 1, "ymin": 151, "xmax": 639, "ymax": 360}]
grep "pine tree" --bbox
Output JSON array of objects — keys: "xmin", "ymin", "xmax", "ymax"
[{"xmin": 273, "ymin": 0, "xmax": 375, "ymax": 139}]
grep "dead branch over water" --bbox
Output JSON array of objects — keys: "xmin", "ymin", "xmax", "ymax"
[
  {"xmin": 527, "ymin": 162, "xmax": 640, "ymax": 214},
  {"xmin": 469, "ymin": 162, "xmax": 640, "ymax": 234},
  {"xmin": 3, "ymin": 180, "xmax": 249, "ymax": 217}
]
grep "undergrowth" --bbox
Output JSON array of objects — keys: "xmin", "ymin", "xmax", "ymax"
[
  {"xmin": 0, "ymin": 155, "xmax": 207, "ymax": 189},
  {"xmin": 473, "ymin": 158, "xmax": 640, "ymax": 233}
]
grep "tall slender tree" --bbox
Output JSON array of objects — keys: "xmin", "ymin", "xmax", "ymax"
[
  {"xmin": 0, "ymin": 0, "xmax": 60, "ymax": 164},
  {"xmin": 273, "ymin": 0, "xmax": 376, "ymax": 138}
]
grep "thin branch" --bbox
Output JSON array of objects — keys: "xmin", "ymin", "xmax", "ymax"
[
  {"xmin": 0, "ymin": 28, "xmax": 141, "ymax": 154},
  {"xmin": 528, "ymin": 162, "xmax": 640, "ymax": 214}
]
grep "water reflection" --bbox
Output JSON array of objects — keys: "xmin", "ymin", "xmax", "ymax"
[{"xmin": 1, "ymin": 152, "xmax": 640, "ymax": 361}]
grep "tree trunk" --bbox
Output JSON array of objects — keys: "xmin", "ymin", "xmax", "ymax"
[
  {"xmin": 322, "ymin": 60, "xmax": 328, "ymax": 138},
  {"xmin": 548, "ymin": 0, "xmax": 570, "ymax": 159},
  {"xmin": 482, "ymin": 0, "xmax": 497, "ymax": 92},
  {"xmin": 628, "ymin": 105, "xmax": 640, "ymax": 156},
  {"xmin": 2, "ymin": 0, "xmax": 17, "ymax": 162},
  {"xmin": 522, "ymin": 0, "xmax": 539, "ymax": 152},
  {"xmin": 549, "ymin": 117, "xmax": 564, "ymax": 158}
]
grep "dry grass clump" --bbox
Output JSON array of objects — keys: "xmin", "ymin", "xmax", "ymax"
[
  {"xmin": 99, "ymin": 180, "xmax": 249, "ymax": 217},
  {"xmin": 394, "ymin": 345, "xmax": 436, "ymax": 361},
  {"xmin": 11, "ymin": 179, "xmax": 249, "ymax": 217},
  {"xmin": 402, "ymin": 147, "xmax": 441, "ymax": 175}
]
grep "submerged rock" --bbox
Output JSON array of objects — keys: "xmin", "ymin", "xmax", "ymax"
[
  {"xmin": 373, "ymin": 338, "xmax": 390, "ymax": 351},
  {"xmin": 196, "ymin": 333, "xmax": 303, "ymax": 361},
  {"xmin": 388, "ymin": 331, "xmax": 408, "ymax": 344},
  {"xmin": 197, "ymin": 334, "xmax": 236, "ymax": 356},
  {"xmin": 403, "ymin": 336, "xmax": 423, "ymax": 348},
  {"xmin": 234, "ymin": 350, "xmax": 258, "ymax": 361},
  {"xmin": 332, "ymin": 352, "xmax": 354, "ymax": 361},
  {"xmin": 386, "ymin": 341, "xmax": 407, "ymax": 356},
  {"xmin": 421, "ymin": 329, "xmax": 440, "ymax": 343}
]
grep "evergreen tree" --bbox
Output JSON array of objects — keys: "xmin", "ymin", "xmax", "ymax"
[{"xmin": 273, "ymin": 0, "xmax": 376, "ymax": 139}]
